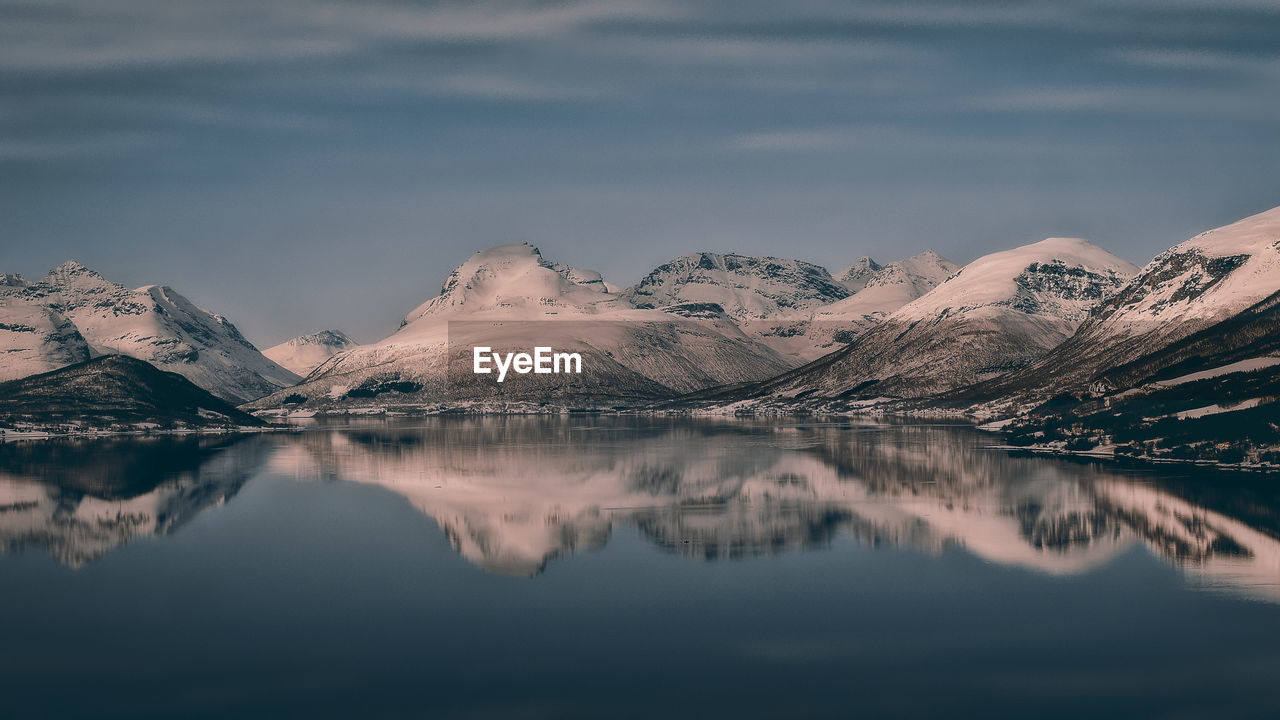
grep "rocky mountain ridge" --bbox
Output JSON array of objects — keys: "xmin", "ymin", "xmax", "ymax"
[
  {"xmin": 621, "ymin": 252, "xmax": 852, "ymax": 322},
  {"xmin": 0, "ymin": 261, "xmax": 297, "ymax": 402},
  {"xmin": 249, "ymin": 243, "xmax": 796, "ymax": 411},
  {"xmin": 688, "ymin": 237, "xmax": 1137, "ymax": 408},
  {"xmin": 942, "ymin": 206, "xmax": 1280, "ymax": 464},
  {"xmin": 750, "ymin": 249, "xmax": 960, "ymax": 360}
]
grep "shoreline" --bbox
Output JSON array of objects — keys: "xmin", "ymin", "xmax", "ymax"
[
  {"xmin": 986, "ymin": 442, "xmax": 1280, "ymax": 474},
  {"xmin": 0, "ymin": 424, "xmax": 297, "ymax": 443},
  {"xmin": 8, "ymin": 408, "xmax": 1274, "ymax": 474}
]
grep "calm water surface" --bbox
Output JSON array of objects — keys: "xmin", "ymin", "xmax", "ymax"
[{"xmin": 1, "ymin": 417, "xmax": 1279, "ymax": 718}]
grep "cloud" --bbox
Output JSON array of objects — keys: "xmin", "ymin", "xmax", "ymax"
[
  {"xmin": 595, "ymin": 35, "xmax": 927, "ymax": 66},
  {"xmin": 723, "ymin": 126, "xmax": 994, "ymax": 155},
  {"xmin": 1107, "ymin": 48, "xmax": 1280, "ymax": 73},
  {"xmin": 0, "ymin": 0, "xmax": 681, "ymax": 74},
  {"xmin": 301, "ymin": 65, "xmax": 626, "ymax": 104},
  {"xmin": 976, "ymin": 87, "xmax": 1130, "ymax": 113},
  {"xmin": 0, "ymin": 131, "xmax": 172, "ymax": 161},
  {"xmin": 968, "ymin": 81, "xmax": 1280, "ymax": 120},
  {"xmin": 0, "ymin": 1, "xmax": 352, "ymax": 72},
  {"xmin": 823, "ymin": 2, "xmax": 1076, "ymax": 29},
  {"xmin": 423, "ymin": 72, "xmax": 615, "ymax": 101},
  {"xmin": 727, "ymin": 129, "xmax": 863, "ymax": 152},
  {"xmin": 721, "ymin": 125, "xmax": 1139, "ymax": 164},
  {"xmin": 311, "ymin": 0, "xmax": 683, "ymax": 42}
]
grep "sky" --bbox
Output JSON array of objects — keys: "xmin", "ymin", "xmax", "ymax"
[{"xmin": 3, "ymin": 0, "xmax": 1279, "ymax": 346}]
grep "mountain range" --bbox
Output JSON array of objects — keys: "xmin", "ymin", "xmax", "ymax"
[
  {"xmin": 747, "ymin": 249, "xmax": 960, "ymax": 361},
  {"xmin": 0, "ymin": 261, "xmax": 297, "ymax": 402},
  {"xmin": 3, "ymin": 204, "xmax": 1278, "ymax": 465},
  {"xmin": 247, "ymin": 243, "xmax": 797, "ymax": 411},
  {"xmin": 696, "ymin": 237, "xmax": 1137, "ymax": 407},
  {"xmin": 947, "ymin": 206, "xmax": 1280, "ymax": 462}
]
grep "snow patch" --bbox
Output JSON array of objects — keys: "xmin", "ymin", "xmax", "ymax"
[
  {"xmin": 1175, "ymin": 398, "xmax": 1265, "ymax": 420},
  {"xmin": 1157, "ymin": 357, "xmax": 1280, "ymax": 387}
]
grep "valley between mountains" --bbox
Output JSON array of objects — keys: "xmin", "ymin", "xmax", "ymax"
[{"xmin": 4, "ymin": 205, "xmax": 1279, "ymax": 467}]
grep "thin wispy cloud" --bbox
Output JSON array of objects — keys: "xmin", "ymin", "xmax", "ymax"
[
  {"xmin": 353, "ymin": 71, "xmax": 622, "ymax": 102},
  {"xmin": 723, "ymin": 125, "xmax": 1123, "ymax": 162},
  {"xmin": 595, "ymin": 35, "xmax": 927, "ymax": 66},
  {"xmin": 727, "ymin": 129, "xmax": 864, "ymax": 152},
  {"xmin": 976, "ymin": 87, "xmax": 1130, "ymax": 113},
  {"xmin": 0, "ymin": 131, "xmax": 173, "ymax": 161},
  {"xmin": 314, "ymin": 0, "xmax": 683, "ymax": 42},
  {"xmin": 0, "ymin": 0, "xmax": 681, "ymax": 73},
  {"xmin": 971, "ymin": 82, "xmax": 1280, "ymax": 120},
  {"xmin": 1107, "ymin": 48, "xmax": 1280, "ymax": 73},
  {"xmin": 0, "ymin": 1, "xmax": 350, "ymax": 72}
]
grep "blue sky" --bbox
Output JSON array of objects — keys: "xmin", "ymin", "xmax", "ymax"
[{"xmin": 3, "ymin": 0, "xmax": 1279, "ymax": 345}]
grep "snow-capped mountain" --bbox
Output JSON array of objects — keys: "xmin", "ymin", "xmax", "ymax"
[
  {"xmin": 263, "ymin": 330, "xmax": 356, "ymax": 377},
  {"xmin": 835, "ymin": 256, "xmax": 882, "ymax": 292},
  {"xmin": 965, "ymin": 205, "xmax": 1280, "ymax": 407},
  {"xmin": 957, "ymin": 205, "xmax": 1280, "ymax": 463},
  {"xmin": 250, "ymin": 243, "xmax": 794, "ymax": 411},
  {"xmin": 622, "ymin": 252, "xmax": 851, "ymax": 322},
  {"xmin": 0, "ymin": 261, "xmax": 299, "ymax": 402},
  {"xmin": 701, "ymin": 238, "xmax": 1136, "ymax": 406},
  {"xmin": 751, "ymin": 250, "xmax": 959, "ymax": 360},
  {"xmin": 0, "ymin": 273, "xmax": 90, "ymax": 382}
]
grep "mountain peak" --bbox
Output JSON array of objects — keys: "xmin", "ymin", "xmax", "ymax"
[
  {"xmin": 859, "ymin": 250, "xmax": 960, "ymax": 294},
  {"xmin": 274, "ymin": 329, "xmax": 355, "ymax": 348},
  {"xmin": 894, "ymin": 238, "xmax": 1136, "ymax": 323},
  {"xmin": 900, "ymin": 249, "xmax": 956, "ymax": 269},
  {"xmin": 303, "ymin": 329, "xmax": 353, "ymax": 346},
  {"xmin": 0, "ymin": 273, "xmax": 29, "ymax": 288},
  {"xmin": 399, "ymin": 242, "xmax": 621, "ymax": 328},
  {"xmin": 263, "ymin": 330, "xmax": 357, "ymax": 377},
  {"xmin": 50, "ymin": 259, "xmax": 97, "ymax": 276},
  {"xmin": 624, "ymin": 251, "xmax": 849, "ymax": 320},
  {"xmin": 1028, "ymin": 237, "xmax": 1107, "ymax": 254},
  {"xmin": 1175, "ymin": 203, "xmax": 1280, "ymax": 267},
  {"xmin": 42, "ymin": 260, "xmax": 111, "ymax": 289},
  {"xmin": 6, "ymin": 263, "xmax": 297, "ymax": 401},
  {"xmin": 471, "ymin": 242, "xmax": 542, "ymax": 261},
  {"xmin": 1079, "ymin": 203, "xmax": 1280, "ymax": 327},
  {"xmin": 836, "ymin": 256, "xmax": 883, "ymax": 292}
]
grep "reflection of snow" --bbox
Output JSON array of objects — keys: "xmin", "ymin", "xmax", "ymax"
[
  {"xmin": 1093, "ymin": 480, "xmax": 1280, "ymax": 602},
  {"xmin": 277, "ymin": 419, "xmax": 1280, "ymax": 600},
  {"xmin": 5, "ymin": 420, "xmax": 1276, "ymax": 603},
  {"xmin": 0, "ymin": 436, "xmax": 270, "ymax": 567}
]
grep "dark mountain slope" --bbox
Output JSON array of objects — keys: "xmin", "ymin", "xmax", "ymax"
[{"xmin": 0, "ymin": 355, "xmax": 266, "ymax": 430}]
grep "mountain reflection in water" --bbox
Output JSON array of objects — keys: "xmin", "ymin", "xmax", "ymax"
[
  {"xmin": 1, "ymin": 417, "xmax": 1277, "ymax": 601},
  {"xmin": 0, "ymin": 434, "xmax": 272, "ymax": 567}
]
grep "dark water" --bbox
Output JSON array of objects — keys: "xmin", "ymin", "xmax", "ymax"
[{"xmin": 1, "ymin": 417, "xmax": 1279, "ymax": 719}]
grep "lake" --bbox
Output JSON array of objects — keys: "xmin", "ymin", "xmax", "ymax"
[{"xmin": 1, "ymin": 417, "xmax": 1278, "ymax": 718}]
